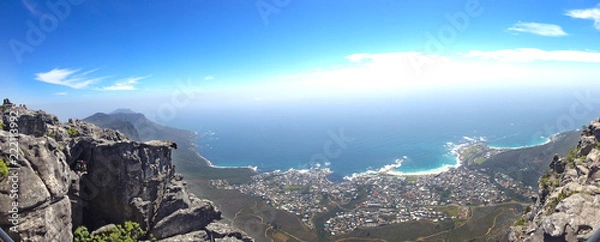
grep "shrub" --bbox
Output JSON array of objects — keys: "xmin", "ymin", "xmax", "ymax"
[
  {"xmin": 67, "ymin": 127, "xmax": 79, "ymax": 137},
  {"xmin": 524, "ymin": 205, "xmax": 532, "ymax": 213},
  {"xmin": 0, "ymin": 158, "xmax": 8, "ymax": 177},
  {"xmin": 73, "ymin": 221, "xmax": 150, "ymax": 242},
  {"xmin": 45, "ymin": 130, "xmax": 56, "ymax": 139},
  {"xmin": 566, "ymin": 146, "xmax": 577, "ymax": 162},
  {"xmin": 0, "ymin": 121, "xmax": 5, "ymax": 130},
  {"xmin": 546, "ymin": 198, "xmax": 559, "ymax": 214},
  {"xmin": 540, "ymin": 176, "xmax": 550, "ymax": 188},
  {"xmin": 514, "ymin": 217, "xmax": 528, "ymax": 226},
  {"xmin": 73, "ymin": 226, "xmax": 91, "ymax": 242}
]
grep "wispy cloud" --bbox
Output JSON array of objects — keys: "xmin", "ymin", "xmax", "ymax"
[
  {"xmin": 36, "ymin": 68, "xmax": 149, "ymax": 91},
  {"xmin": 463, "ymin": 48, "xmax": 600, "ymax": 62},
  {"xmin": 507, "ymin": 22, "xmax": 567, "ymax": 36},
  {"xmin": 35, "ymin": 68, "xmax": 106, "ymax": 89},
  {"xmin": 99, "ymin": 75, "xmax": 150, "ymax": 91},
  {"xmin": 565, "ymin": 5, "xmax": 600, "ymax": 30},
  {"xmin": 204, "ymin": 75, "xmax": 215, "ymax": 81},
  {"xmin": 53, "ymin": 92, "xmax": 68, "ymax": 96}
]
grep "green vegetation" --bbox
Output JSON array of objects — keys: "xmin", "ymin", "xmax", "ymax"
[
  {"xmin": 552, "ymin": 180, "xmax": 560, "ymax": 188},
  {"xmin": 546, "ymin": 199, "xmax": 559, "ymax": 214},
  {"xmin": 337, "ymin": 203, "xmax": 523, "ymax": 242},
  {"xmin": 474, "ymin": 157, "xmax": 487, "ymax": 164},
  {"xmin": 435, "ymin": 205, "xmax": 460, "ymax": 217},
  {"xmin": 405, "ymin": 176, "xmax": 418, "ymax": 184},
  {"xmin": 45, "ymin": 129, "xmax": 56, "ymax": 139},
  {"xmin": 285, "ymin": 185, "xmax": 303, "ymax": 191},
  {"xmin": 73, "ymin": 226, "xmax": 90, "ymax": 242},
  {"xmin": 0, "ymin": 158, "xmax": 8, "ymax": 177},
  {"xmin": 524, "ymin": 205, "xmax": 532, "ymax": 214},
  {"xmin": 183, "ymin": 166, "xmax": 255, "ymax": 184},
  {"xmin": 0, "ymin": 121, "xmax": 5, "ymax": 130},
  {"xmin": 67, "ymin": 127, "xmax": 79, "ymax": 137},
  {"xmin": 540, "ymin": 175, "xmax": 550, "ymax": 189},
  {"xmin": 582, "ymin": 125, "xmax": 590, "ymax": 132},
  {"xmin": 514, "ymin": 217, "xmax": 528, "ymax": 226},
  {"xmin": 73, "ymin": 221, "xmax": 151, "ymax": 242},
  {"xmin": 565, "ymin": 146, "xmax": 580, "ymax": 163}
]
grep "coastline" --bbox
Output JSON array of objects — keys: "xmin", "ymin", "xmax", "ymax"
[
  {"xmin": 487, "ymin": 131, "xmax": 564, "ymax": 150},
  {"xmin": 198, "ymin": 131, "xmax": 572, "ymax": 181},
  {"xmin": 200, "ymin": 154, "xmax": 259, "ymax": 172}
]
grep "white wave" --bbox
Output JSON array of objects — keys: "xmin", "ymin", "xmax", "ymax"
[
  {"xmin": 343, "ymin": 158, "xmax": 404, "ymax": 180},
  {"xmin": 488, "ymin": 132, "xmax": 561, "ymax": 150}
]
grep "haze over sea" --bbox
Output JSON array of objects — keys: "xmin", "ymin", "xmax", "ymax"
[{"xmin": 157, "ymin": 86, "xmax": 595, "ymax": 178}]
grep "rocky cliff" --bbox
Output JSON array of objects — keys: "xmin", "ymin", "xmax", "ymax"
[
  {"xmin": 0, "ymin": 105, "xmax": 253, "ymax": 241},
  {"xmin": 509, "ymin": 119, "xmax": 600, "ymax": 241}
]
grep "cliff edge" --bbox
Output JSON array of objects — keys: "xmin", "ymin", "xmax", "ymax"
[
  {"xmin": 0, "ymin": 103, "xmax": 253, "ymax": 241},
  {"xmin": 509, "ymin": 119, "xmax": 600, "ymax": 241}
]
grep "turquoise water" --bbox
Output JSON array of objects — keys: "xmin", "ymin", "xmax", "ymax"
[{"xmin": 177, "ymin": 87, "xmax": 597, "ymax": 177}]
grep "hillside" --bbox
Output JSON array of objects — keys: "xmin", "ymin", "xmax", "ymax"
[
  {"xmin": 0, "ymin": 103, "xmax": 253, "ymax": 241},
  {"xmin": 83, "ymin": 111, "xmax": 211, "ymax": 169},
  {"xmin": 472, "ymin": 131, "xmax": 582, "ymax": 187},
  {"xmin": 509, "ymin": 119, "xmax": 600, "ymax": 241}
]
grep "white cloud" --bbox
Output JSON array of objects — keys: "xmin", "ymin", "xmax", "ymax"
[
  {"xmin": 35, "ymin": 68, "xmax": 105, "ymax": 89},
  {"xmin": 566, "ymin": 5, "xmax": 600, "ymax": 30},
  {"xmin": 99, "ymin": 76, "xmax": 149, "ymax": 91},
  {"xmin": 463, "ymin": 48, "xmax": 600, "ymax": 62},
  {"xmin": 36, "ymin": 68, "xmax": 150, "ymax": 92},
  {"xmin": 239, "ymin": 49, "xmax": 598, "ymax": 99},
  {"xmin": 204, "ymin": 75, "xmax": 215, "ymax": 81},
  {"xmin": 507, "ymin": 22, "xmax": 567, "ymax": 36},
  {"xmin": 53, "ymin": 92, "xmax": 68, "ymax": 96}
]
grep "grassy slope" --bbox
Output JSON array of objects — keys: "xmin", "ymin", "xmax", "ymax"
[
  {"xmin": 476, "ymin": 130, "xmax": 580, "ymax": 187},
  {"xmin": 333, "ymin": 203, "xmax": 522, "ymax": 242}
]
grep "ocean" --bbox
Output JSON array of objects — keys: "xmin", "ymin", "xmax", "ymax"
[{"xmin": 172, "ymin": 86, "xmax": 598, "ymax": 178}]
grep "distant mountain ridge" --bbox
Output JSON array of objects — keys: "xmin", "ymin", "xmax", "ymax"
[
  {"xmin": 83, "ymin": 110, "xmax": 211, "ymax": 168},
  {"xmin": 83, "ymin": 113, "xmax": 141, "ymax": 140},
  {"xmin": 110, "ymin": 108, "xmax": 137, "ymax": 114}
]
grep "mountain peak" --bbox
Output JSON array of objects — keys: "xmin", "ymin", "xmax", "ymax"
[{"xmin": 110, "ymin": 108, "xmax": 137, "ymax": 115}]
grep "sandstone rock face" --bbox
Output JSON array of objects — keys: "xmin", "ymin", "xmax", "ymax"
[
  {"xmin": 509, "ymin": 119, "xmax": 600, "ymax": 241},
  {"xmin": 0, "ymin": 106, "xmax": 253, "ymax": 241}
]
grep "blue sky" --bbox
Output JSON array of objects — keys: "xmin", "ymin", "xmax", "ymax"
[{"xmin": 1, "ymin": 0, "xmax": 600, "ymax": 120}]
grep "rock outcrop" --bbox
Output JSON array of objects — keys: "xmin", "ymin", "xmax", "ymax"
[
  {"xmin": 509, "ymin": 119, "xmax": 600, "ymax": 242},
  {"xmin": 0, "ymin": 105, "xmax": 252, "ymax": 241}
]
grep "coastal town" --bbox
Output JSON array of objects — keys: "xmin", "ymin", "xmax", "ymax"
[{"xmin": 211, "ymin": 148, "xmax": 536, "ymax": 235}]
